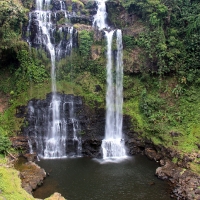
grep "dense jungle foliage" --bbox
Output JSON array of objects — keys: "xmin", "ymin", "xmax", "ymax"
[{"xmin": 0, "ymin": 0, "xmax": 200, "ymax": 174}]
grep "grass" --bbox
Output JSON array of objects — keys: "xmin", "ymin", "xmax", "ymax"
[
  {"xmin": 0, "ymin": 164, "xmax": 34, "ymax": 200},
  {"xmin": 190, "ymin": 163, "xmax": 200, "ymax": 174},
  {"xmin": 123, "ymin": 75, "xmax": 200, "ymax": 165},
  {"xmin": 0, "ymin": 155, "xmax": 65, "ymax": 200}
]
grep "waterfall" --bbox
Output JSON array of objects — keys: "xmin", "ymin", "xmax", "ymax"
[
  {"xmin": 93, "ymin": 0, "xmax": 108, "ymax": 30},
  {"xmin": 26, "ymin": 94, "xmax": 82, "ymax": 158},
  {"xmin": 26, "ymin": 0, "xmax": 81, "ymax": 158},
  {"xmin": 94, "ymin": 0, "xmax": 126, "ymax": 159}
]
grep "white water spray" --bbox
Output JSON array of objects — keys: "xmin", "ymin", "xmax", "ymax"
[
  {"xmin": 94, "ymin": 0, "xmax": 126, "ymax": 159},
  {"xmin": 93, "ymin": 0, "xmax": 108, "ymax": 30}
]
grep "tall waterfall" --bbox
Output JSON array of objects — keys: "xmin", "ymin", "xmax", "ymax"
[
  {"xmin": 26, "ymin": 0, "xmax": 81, "ymax": 158},
  {"xmin": 94, "ymin": 0, "xmax": 126, "ymax": 159}
]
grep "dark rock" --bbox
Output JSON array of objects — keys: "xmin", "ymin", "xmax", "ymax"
[
  {"xmin": 52, "ymin": 0, "xmax": 62, "ymax": 11},
  {"xmin": 94, "ymin": 85, "xmax": 102, "ymax": 92},
  {"xmin": 155, "ymin": 158, "xmax": 200, "ymax": 199},
  {"xmin": 169, "ymin": 131, "xmax": 182, "ymax": 137},
  {"xmin": 10, "ymin": 136, "xmax": 29, "ymax": 151},
  {"xmin": 160, "ymin": 159, "xmax": 166, "ymax": 166},
  {"xmin": 145, "ymin": 148, "xmax": 162, "ymax": 161},
  {"xmin": 16, "ymin": 106, "xmax": 26, "ymax": 118},
  {"xmin": 70, "ymin": 15, "xmax": 93, "ymax": 25},
  {"xmin": 82, "ymin": 139, "xmax": 102, "ymax": 157},
  {"xmin": 155, "ymin": 159, "xmax": 180, "ymax": 180},
  {"xmin": 128, "ymin": 138, "xmax": 136, "ymax": 144}
]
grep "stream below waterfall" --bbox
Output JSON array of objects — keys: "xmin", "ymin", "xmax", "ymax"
[{"xmin": 33, "ymin": 155, "xmax": 171, "ymax": 200}]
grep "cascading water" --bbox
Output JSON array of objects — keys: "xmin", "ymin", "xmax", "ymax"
[
  {"xmin": 94, "ymin": 0, "xmax": 126, "ymax": 159},
  {"xmin": 93, "ymin": 0, "xmax": 108, "ymax": 30},
  {"xmin": 26, "ymin": 94, "xmax": 82, "ymax": 158},
  {"xmin": 26, "ymin": 0, "xmax": 81, "ymax": 158}
]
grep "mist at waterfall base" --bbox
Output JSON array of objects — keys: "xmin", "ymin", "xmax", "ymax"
[{"xmin": 34, "ymin": 156, "xmax": 171, "ymax": 200}]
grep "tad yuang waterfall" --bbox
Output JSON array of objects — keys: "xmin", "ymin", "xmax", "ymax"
[
  {"xmin": 26, "ymin": 0, "xmax": 81, "ymax": 158},
  {"xmin": 94, "ymin": 0, "xmax": 126, "ymax": 159},
  {"xmin": 25, "ymin": 0, "xmax": 126, "ymax": 159}
]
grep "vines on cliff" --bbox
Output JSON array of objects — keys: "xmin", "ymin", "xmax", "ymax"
[{"xmin": 117, "ymin": 0, "xmax": 200, "ymax": 83}]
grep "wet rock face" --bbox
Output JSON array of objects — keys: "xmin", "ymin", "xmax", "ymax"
[
  {"xmin": 82, "ymin": 139, "xmax": 102, "ymax": 158},
  {"xmin": 20, "ymin": 93, "xmax": 105, "ymax": 157},
  {"xmin": 70, "ymin": 15, "xmax": 93, "ymax": 25},
  {"xmin": 18, "ymin": 93, "xmax": 132, "ymax": 158},
  {"xmin": 145, "ymin": 148, "xmax": 162, "ymax": 161},
  {"xmin": 24, "ymin": 0, "xmax": 96, "ymax": 59},
  {"xmin": 52, "ymin": 0, "xmax": 63, "ymax": 11},
  {"xmin": 28, "ymin": 10, "xmax": 78, "ymax": 57}
]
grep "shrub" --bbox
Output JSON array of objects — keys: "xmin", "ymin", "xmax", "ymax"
[{"xmin": 0, "ymin": 134, "xmax": 11, "ymax": 154}]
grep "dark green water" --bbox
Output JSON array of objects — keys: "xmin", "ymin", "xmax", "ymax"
[{"xmin": 34, "ymin": 156, "xmax": 171, "ymax": 200}]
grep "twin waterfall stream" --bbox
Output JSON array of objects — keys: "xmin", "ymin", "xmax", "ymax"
[
  {"xmin": 93, "ymin": 0, "xmax": 126, "ymax": 159},
  {"xmin": 27, "ymin": 0, "xmax": 126, "ymax": 160}
]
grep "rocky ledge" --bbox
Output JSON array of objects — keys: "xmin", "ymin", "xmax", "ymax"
[
  {"xmin": 156, "ymin": 159, "xmax": 200, "ymax": 199},
  {"xmin": 15, "ymin": 159, "xmax": 46, "ymax": 194}
]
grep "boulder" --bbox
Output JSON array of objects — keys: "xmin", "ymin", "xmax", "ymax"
[
  {"xmin": 145, "ymin": 148, "xmax": 162, "ymax": 161},
  {"xmin": 45, "ymin": 192, "xmax": 66, "ymax": 200},
  {"xmin": 19, "ymin": 161, "xmax": 46, "ymax": 194}
]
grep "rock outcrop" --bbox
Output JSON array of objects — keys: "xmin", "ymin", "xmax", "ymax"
[
  {"xmin": 18, "ymin": 161, "xmax": 46, "ymax": 194},
  {"xmin": 156, "ymin": 159, "xmax": 200, "ymax": 199}
]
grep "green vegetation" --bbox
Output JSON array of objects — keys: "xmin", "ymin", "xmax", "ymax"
[
  {"xmin": 123, "ymin": 74, "xmax": 200, "ymax": 155},
  {"xmin": 72, "ymin": 0, "xmax": 84, "ymax": 7},
  {"xmin": 0, "ymin": 165, "xmax": 34, "ymax": 200},
  {"xmin": 0, "ymin": 0, "xmax": 28, "ymax": 69},
  {"xmin": 15, "ymin": 50, "xmax": 49, "ymax": 93},
  {"xmin": 79, "ymin": 30, "xmax": 93, "ymax": 58},
  {"xmin": 0, "ymin": 134, "xmax": 11, "ymax": 154}
]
